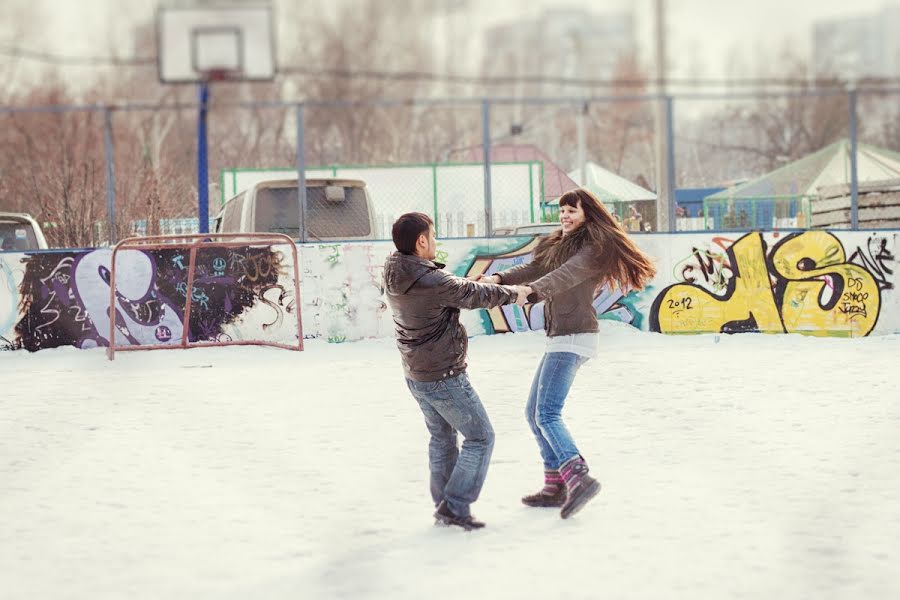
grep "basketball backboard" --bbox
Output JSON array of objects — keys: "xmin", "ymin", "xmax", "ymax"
[{"xmin": 157, "ymin": 4, "xmax": 275, "ymax": 83}]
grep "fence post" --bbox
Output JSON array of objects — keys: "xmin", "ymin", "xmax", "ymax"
[
  {"xmin": 665, "ymin": 95, "xmax": 677, "ymax": 233},
  {"xmin": 482, "ymin": 98, "xmax": 493, "ymax": 237},
  {"xmin": 848, "ymin": 89, "xmax": 859, "ymax": 230},
  {"xmin": 197, "ymin": 83, "xmax": 210, "ymax": 234},
  {"xmin": 577, "ymin": 101, "xmax": 587, "ymax": 188},
  {"xmin": 432, "ymin": 164, "xmax": 439, "ymax": 236},
  {"xmin": 295, "ymin": 102, "xmax": 307, "ymax": 243},
  {"xmin": 103, "ymin": 107, "xmax": 117, "ymax": 245}
]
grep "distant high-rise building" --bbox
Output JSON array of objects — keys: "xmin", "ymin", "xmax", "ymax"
[
  {"xmin": 480, "ymin": 8, "xmax": 636, "ymax": 92},
  {"xmin": 813, "ymin": 5, "xmax": 900, "ymax": 79}
]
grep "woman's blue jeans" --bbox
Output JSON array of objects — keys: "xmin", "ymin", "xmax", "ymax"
[{"xmin": 526, "ymin": 352, "xmax": 589, "ymax": 470}]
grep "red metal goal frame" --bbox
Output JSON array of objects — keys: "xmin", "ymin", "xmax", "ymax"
[{"xmin": 107, "ymin": 232, "xmax": 303, "ymax": 360}]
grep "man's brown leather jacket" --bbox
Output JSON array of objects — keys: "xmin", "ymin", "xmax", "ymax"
[{"xmin": 384, "ymin": 251, "xmax": 517, "ymax": 382}]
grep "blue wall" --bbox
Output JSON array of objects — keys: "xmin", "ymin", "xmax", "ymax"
[{"xmin": 676, "ymin": 187, "xmax": 726, "ymax": 219}]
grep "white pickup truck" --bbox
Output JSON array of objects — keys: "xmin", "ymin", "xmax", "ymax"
[
  {"xmin": 0, "ymin": 212, "xmax": 49, "ymax": 251},
  {"xmin": 213, "ymin": 178, "xmax": 377, "ymax": 241}
]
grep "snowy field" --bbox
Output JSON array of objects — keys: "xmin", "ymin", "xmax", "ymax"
[{"xmin": 2, "ymin": 323, "xmax": 899, "ymax": 600}]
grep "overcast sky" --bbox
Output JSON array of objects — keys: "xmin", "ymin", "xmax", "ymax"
[
  {"xmin": 5, "ymin": 0, "xmax": 898, "ymax": 88},
  {"xmin": 474, "ymin": 0, "xmax": 895, "ymax": 79}
]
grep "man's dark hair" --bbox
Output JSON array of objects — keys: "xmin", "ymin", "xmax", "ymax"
[{"xmin": 392, "ymin": 212, "xmax": 433, "ymax": 254}]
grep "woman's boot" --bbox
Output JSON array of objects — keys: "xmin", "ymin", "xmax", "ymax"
[
  {"xmin": 521, "ymin": 469, "xmax": 567, "ymax": 507},
  {"xmin": 559, "ymin": 456, "xmax": 601, "ymax": 519}
]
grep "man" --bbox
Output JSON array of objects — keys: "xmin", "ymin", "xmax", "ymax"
[{"xmin": 384, "ymin": 212, "xmax": 527, "ymax": 531}]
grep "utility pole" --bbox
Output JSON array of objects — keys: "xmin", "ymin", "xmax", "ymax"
[
  {"xmin": 577, "ymin": 102, "xmax": 587, "ymax": 187},
  {"xmin": 654, "ymin": 0, "xmax": 673, "ymax": 232},
  {"xmin": 435, "ymin": 0, "xmax": 468, "ymax": 96}
]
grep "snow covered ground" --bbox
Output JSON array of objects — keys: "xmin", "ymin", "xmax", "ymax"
[{"xmin": 2, "ymin": 324, "xmax": 899, "ymax": 600}]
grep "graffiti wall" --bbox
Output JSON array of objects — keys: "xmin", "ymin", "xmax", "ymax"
[
  {"xmin": 1, "ymin": 230, "xmax": 897, "ymax": 352},
  {"xmin": 650, "ymin": 231, "xmax": 895, "ymax": 337},
  {"xmin": 1, "ymin": 246, "xmax": 291, "ymax": 352}
]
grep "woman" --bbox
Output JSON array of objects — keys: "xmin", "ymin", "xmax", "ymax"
[{"xmin": 482, "ymin": 188, "xmax": 656, "ymax": 519}]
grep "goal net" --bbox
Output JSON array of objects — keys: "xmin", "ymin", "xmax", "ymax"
[{"xmin": 105, "ymin": 233, "xmax": 302, "ymax": 360}]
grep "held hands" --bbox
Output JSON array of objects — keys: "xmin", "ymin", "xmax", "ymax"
[
  {"xmin": 467, "ymin": 272, "xmax": 527, "ymax": 305},
  {"xmin": 468, "ymin": 274, "xmax": 501, "ymax": 284},
  {"xmin": 513, "ymin": 285, "xmax": 532, "ymax": 307}
]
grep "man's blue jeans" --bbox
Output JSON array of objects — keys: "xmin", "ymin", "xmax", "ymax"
[
  {"xmin": 406, "ymin": 372, "xmax": 494, "ymax": 518},
  {"xmin": 526, "ymin": 352, "xmax": 589, "ymax": 470}
]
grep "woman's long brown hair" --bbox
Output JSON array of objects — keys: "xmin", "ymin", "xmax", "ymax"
[{"xmin": 533, "ymin": 188, "xmax": 657, "ymax": 291}]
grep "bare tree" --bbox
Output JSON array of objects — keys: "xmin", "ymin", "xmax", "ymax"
[
  {"xmin": 677, "ymin": 50, "xmax": 848, "ymax": 187},
  {"xmin": 0, "ymin": 84, "xmax": 107, "ymax": 247},
  {"xmin": 280, "ymin": 0, "xmax": 445, "ymax": 165},
  {"xmin": 586, "ymin": 54, "xmax": 655, "ymax": 184}
]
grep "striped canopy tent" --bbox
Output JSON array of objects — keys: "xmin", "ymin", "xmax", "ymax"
[
  {"xmin": 567, "ymin": 161, "xmax": 657, "ymax": 227},
  {"xmin": 568, "ymin": 161, "xmax": 656, "ymax": 203}
]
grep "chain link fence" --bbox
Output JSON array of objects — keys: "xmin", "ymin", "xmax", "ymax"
[{"xmin": 2, "ymin": 89, "xmax": 900, "ymax": 250}]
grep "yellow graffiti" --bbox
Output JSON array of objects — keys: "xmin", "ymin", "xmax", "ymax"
[
  {"xmin": 654, "ymin": 233, "xmax": 782, "ymax": 334},
  {"xmin": 773, "ymin": 231, "xmax": 880, "ymax": 337},
  {"xmin": 653, "ymin": 231, "xmax": 881, "ymax": 337}
]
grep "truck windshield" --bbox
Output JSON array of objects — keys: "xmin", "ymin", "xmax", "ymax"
[
  {"xmin": 0, "ymin": 221, "xmax": 40, "ymax": 251},
  {"xmin": 254, "ymin": 185, "xmax": 372, "ymax": 239}
]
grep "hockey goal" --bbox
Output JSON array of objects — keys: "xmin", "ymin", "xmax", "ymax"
[{"xmin": 106, "ymin": 233, "xmax": 302, "ymax": 360}]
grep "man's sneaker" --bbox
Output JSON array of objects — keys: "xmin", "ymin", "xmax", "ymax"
[
  {"xmin": 434, "ymin": 500, "xmax": 486, "ymax": 531},
  {"xmin": 521, "ymin": 486, "xmax": 566, "ymax": 507},
  {"xmin": 559, "ymin": 457, "xmax": 602, "ymax": 519}
]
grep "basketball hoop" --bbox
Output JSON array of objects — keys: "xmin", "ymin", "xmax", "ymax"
[
  {"xmin": 157, "ymin": 5, "xmax": 275, "ymax": 84},
  {"xmin": 157, "ymin": 4, "xmax": 275, "ymax": 235}
]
